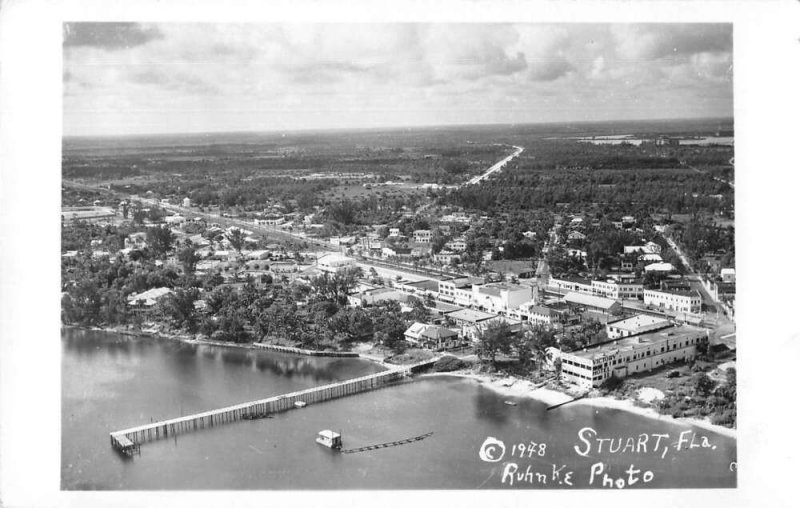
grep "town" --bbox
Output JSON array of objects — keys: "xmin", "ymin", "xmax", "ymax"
[{"xmin": 60, "ymin": 120, "xmax": 736, "ymax": 429}]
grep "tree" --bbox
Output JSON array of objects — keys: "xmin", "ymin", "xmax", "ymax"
[
  {"xmin": 177, "ymin": 246, "xmax": 199, "ymax": 274},
  {"xmin": 146, "ymin": 226, "xmax": 175, "ymax": 258},
  {"xmin": 476, "ymin": 319, "xmax": 515, "ymax": 369},
  {"xmin": 161, "ymin": 287, "xmax": 200, "ymax": 332},
  {"xmin": 693, "ymin": 373, "xmax": 716, "ymax": 396},
  {"xmin": 226, "ymin": 228, "xmax": 246, "ymax": 254}
]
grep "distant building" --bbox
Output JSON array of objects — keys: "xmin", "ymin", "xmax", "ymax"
[
  {"xmin": 433, "ymin": 250, "xmax": 460, "ymax": 265},
  {"xmin": 513, "ymin": 303, "xmax": 558, "ymax": 327},
  {"xmin": 182, "ymin": 197, "xmax": 191, "ymax": 207},
  {"xmin": 720, "ymin": 268, "xmax": 736, "ymax": 283},
  {"xmin": 127, "ymin": 287, "xmax": 173, "ymax": 308},
  {"xmin": 317, "ymin": 254, "xmax": 356, "ymax": 273},
  {"xmin": 413, "ymin": 230, "xmax": 432, "ymax": 243},
  {"xmin": 445, "ymin": 238, "xmax": 467, "ymax": 252},
  {"xmin": 644, "ymin": 289, "xmax": 702, "ymax": 315},
  {"xmin": 643, "ymin": 262, "xmax": 675, "ymax": 273},
  {"xmin": 165, "ymin": 214, "xmax": 186, "ymax": 224},
  {"xmin": 560, "ymin": 325, "xmax": 708, "ymax": 389},
  {"xmin": 624, "ymin": 242, "xmax": 661, "ymax": 255}
]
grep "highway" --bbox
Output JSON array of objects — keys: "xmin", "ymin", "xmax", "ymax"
[{"xmin": 464, "ymin": 145, "xmax": 524, "ymax": 186}]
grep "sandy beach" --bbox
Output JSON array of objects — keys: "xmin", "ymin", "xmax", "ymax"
[{"xmin": 421, "ymin": 371, "xmax": 737, "ymax": 439}]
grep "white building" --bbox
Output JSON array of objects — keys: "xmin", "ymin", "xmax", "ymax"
[
  {"xmin": 165, "ymin": 214, "xmax": 186, "ymax": 224},
  {"xmin": 433, "ymin": 250, "xmax": 460, "ymax": 265},
  {"xmin": 438, "ymin": 277, "xmax": 484, "ymax": 307},
  {"xmin": 472, "ymin": 283, "xmax": 533, "ymax": 314},
  {"xmin": 512, "ymin": 303, "xmax": 558, "ymax": 327},
  {"xmin": 721, "ymin": 268, "xmax": 736, "ymax": 283},
  {"xmin": 560, "ymin": 325, "xmax": 708, "ymax": 388},
  {"xmin": 605, "ymin": 314, "xmax": 672, "ymax": 340},
  {"xmin": 445, "ymin": 238, "xmax": 467, "ymax": 252},
  {"xmin": 317, "ymin": 254, "xmax": 356, "ymax": 273},
  {"xmin": 182, "ymin": 197, "xmax": 191, "ymax": 207},
  {"xmin": 644, "ymin": 262, "xmax": 675, "ymax": 273},
  {"xmin": 643, "ymin": 289, "xmax": 702, "ymax": 315},
  {"xmin": 413, "ymin": 230, "xmax": 432, "ymax": 243}
]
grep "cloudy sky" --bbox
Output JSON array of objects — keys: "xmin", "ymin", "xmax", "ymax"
[{"xmin": 63, "ymin": 23, "xmax": 732, "ymax": 136}]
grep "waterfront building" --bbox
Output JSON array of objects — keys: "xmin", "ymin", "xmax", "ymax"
[
  {"xmin": 560, "ymin": 325, "xmax": 708, "ymax": 388},
  {"xmin": 404, "ymin": 322, "xmax": 461, "ymax": 350}
]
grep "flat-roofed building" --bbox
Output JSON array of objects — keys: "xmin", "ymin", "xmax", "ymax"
[
  {"xmin": 606, "ymin": 314, "xmax": 672, "ymax": 340},
  {"xmin": 438, "ymin": 276, "xmax": 484, "ymax": 306},
  {"xmin": 563, "ymin": 292, "xmax": 622, "ymax": 315},
  {"xmin": 511, "ymin": 303, "xmax": 558, "ymax": 327},
  {"xmin": 644, "ymin": 289, "xmax": 701, "ymax": 315},
  {"xmin": 560, "ymin": 325, "xmax": 708, "ymax": 388},
  {"xmin": 317, "ymin": 253, "xmax": 356, "ymax": 273},
  {"xmin": 472, "ymin": 283, "xmax": 533, "ymax": 314},
  {"xmin": 413, "ymin": 229, "xmax": 432, "ymax": 243}
]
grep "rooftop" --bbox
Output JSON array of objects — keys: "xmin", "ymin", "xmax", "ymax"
[
  {"xmin": 563, "ymin": 292, "xmax": 619, "ymax": 310},
  {"xmin": 448, "ymin": 308, "xmax": 496, "ymax": 323},
  {"xmin": 568, "ymin": 324, "xmax": 707, "ymax": 360},
  {"xmin": 607, "ymin": 314, "xmax": 671, "ymax": 332}
]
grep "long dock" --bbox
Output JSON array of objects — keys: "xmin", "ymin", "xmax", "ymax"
[
  {"xmin": 110, "ymin": 358, "xmax": 437, "ymax": 453},
  {"xmin": 252, "ymin": 343, "xmax": 360, "ymax": 357},
  {"xmin": 340, "ymin": 432, "xmax": 434, "ymax": 454}
]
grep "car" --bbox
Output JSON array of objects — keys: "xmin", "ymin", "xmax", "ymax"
[{"xmin": 667, "ymin": 370, "xmax": 681, "ymax": 378}]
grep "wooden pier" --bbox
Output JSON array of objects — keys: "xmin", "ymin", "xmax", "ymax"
[
  {"xmin": 340, "ymin": 432, "xmax": 434, "ymax": 454},
  {"xmin": 252, "ymin": 343, "xmax": 360, "ymax": 358},
  {"xmin": 546, "ymin": 393, "xmax": 587, "ymax": 411},
  {"xmin": 109, "ymin": 358, "xmax": 437, "ymax": 453}
]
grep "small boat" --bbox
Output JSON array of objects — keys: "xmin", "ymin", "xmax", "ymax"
[
  {"xmin": 294, "ymin": 401, "xmax": 307, "ymax": 408},
  {"xmin": 316, "ymin": 430, "xmax": 342, "ymax": 450},
  {"xmin": 504, "ymin": 400, "xmax": 517, "ymax": 406}
]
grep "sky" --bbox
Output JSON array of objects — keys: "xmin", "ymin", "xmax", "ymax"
[{"xmin": 63, "ymin": 23, "xmax": 733, "ymax": 137}]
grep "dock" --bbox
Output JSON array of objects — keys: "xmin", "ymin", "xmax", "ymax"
[
  {"xmin": 252, "ymin": 343, "xmax": 360, "ymax": 357},
  {"xmin": 109, "ymin": 358, "xmax": 437, "ymax": 453},
  {"xmin": 546, "ymin": 393, "xmax": 587, "ymax": 411},
  {"xmin": 340, "ymin": 432, "xmax": 434, "ymax": 454}
]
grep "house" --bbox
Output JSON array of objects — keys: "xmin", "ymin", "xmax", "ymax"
[
  {"xmin": 623, "ymin": 242, "xmax": 661, "ymax": 255},
  {"xmin": 643, "ymin": 289, "xmax": 702, "ymax": 315},
  {"xmin": 164, "ymin": 214, "xmax": 186, "ymax": 225},
  {"xmin": 182, "ymin": 197, "xmax": 191, "ymax": 207},
  {"xmin": 563, "ymin": 292, "xmax": 622, "ymax": 316},
  {"xmin": 560, "ymin": 325, "xmax": 708, "ymax": 389},
  {"xmin": 388, "ymin": 228, "xmax": 401, "ymax": 237},
  {"xmin": 644, "ymin": 262, "xmax": 675, "ymax": 273},
  {"xmin": 513, "ymin": 303, "xmax": 558, "ymax": 327},
  {"xmin": 472, "ymin": 283, "xmax": 533, "ymax": 314},
  {"xmin": 127, "ymin": 287, "xmax": 173, "ymax": 308},
  {"xmin": 448, "ymin": 309, "xmax": 522, "ymax": 342},
  {"xmin": 404, "ymin": 322, "xmax": 461, "ymax": 350},
  {"xmin": 433, "ymin": 250, "xmax": 460, "ymax": 265},
  {"xmin": 605, "ymin": 314, "xmax": 673, "ymax": 340},
  {"xmin": 522, "ymin": 231, "xmax": 537, "ymax": 239},
  {"xmin": 382, "ymin": 246, "xmax": 412, "ymax": 259},
  {"xmin": 124, "ymin": 232, "xmax": 148, "ymax": 250},
  {"xmin": 445, "ymin": 238, "xmax": 467, "ymax": 252},
  {"xmin": 639, "ymin": 253, "xmax": 663, "ymax": 263},
  {"xmin": 348, "ymin": 288, "xmax": 408, "ymax": 307},
  {"xmin": 720, "ymin": 268, "xmax": 736, "ymax": 283},
  {"xmin": 568, "ymin": 231, "xmax": 587, "ymax": 242},
  {"xmin": 413, "ymin": 229, "xmax": 432, "ymax": 243}
]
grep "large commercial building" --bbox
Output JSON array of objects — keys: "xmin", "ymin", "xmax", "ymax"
[
  {"xmin": 438, "ymin": 277, "xmax": 484, "ymax": 307},
  {"xmin": 644, "ymin": 289, "xmax": 702, "ymax": 315},
  {"xmin": 560, "ymin": 325, "xmax": 708, "ymax": 388},
  {"xmin": 605, "ymin": 314, "xmax": 672, "ymax": 340},
  {"xmin": 549, "ymin": 275, "xmax": 643, "ymax": 300},
  {"xmin": 471, "ymin": 283, "xmax": 533, "ymax": 314}
]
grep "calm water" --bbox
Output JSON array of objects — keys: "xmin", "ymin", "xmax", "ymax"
[{"xmin": 62, "ymin": 328, "xmax": 736, "ymax": 490}]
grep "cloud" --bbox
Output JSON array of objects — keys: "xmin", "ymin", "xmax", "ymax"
[
  {"xmin": 613, "ymin": 24, "xmax": 732, "ymax": 61},
  {"xmin": 63, "ymin": 22, "xmax": 164, "ymax": 50}
]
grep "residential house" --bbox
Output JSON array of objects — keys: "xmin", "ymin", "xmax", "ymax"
[{"xmin": 404, "ymin": 322, "xmax": 461, "ymax": 350}]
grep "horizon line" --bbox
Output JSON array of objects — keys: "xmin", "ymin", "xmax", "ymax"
[{"xmin": 62, "ymin": 116, "xmax": 734, "ymax": 140}]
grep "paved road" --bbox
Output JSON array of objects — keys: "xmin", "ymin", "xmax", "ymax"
[{"xmin": 464, "ymin": 145, "xmax": 524, "ymax": 186}]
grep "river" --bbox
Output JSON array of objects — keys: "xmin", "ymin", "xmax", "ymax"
[{"xmin": 62, "ymin": 328, "xmax": 736, "ymax": 490}]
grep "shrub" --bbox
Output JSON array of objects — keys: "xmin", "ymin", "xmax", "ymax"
[{"xmin": 432, "ymin": 355, "xmax": 467, "ymax": 372}]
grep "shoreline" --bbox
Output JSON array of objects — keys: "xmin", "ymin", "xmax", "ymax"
[{"xmin": 421, "ymin": 371, "xmax": 737, "ymax": 439}]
